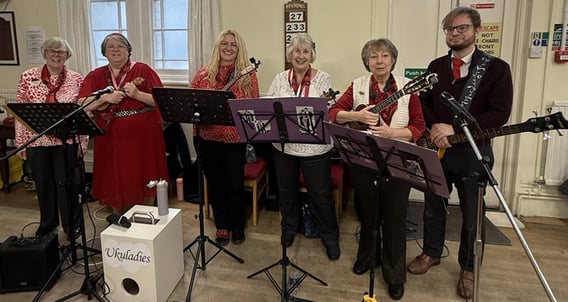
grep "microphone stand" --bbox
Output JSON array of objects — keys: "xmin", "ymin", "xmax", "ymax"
[{"xmin": 453, "ymin": 113, "xmax": 558, "ymax": 302}]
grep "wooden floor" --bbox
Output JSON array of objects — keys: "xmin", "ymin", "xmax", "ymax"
[{"xmin": 0, "ymin": 182, "xmax": 567, "ymax": 302}]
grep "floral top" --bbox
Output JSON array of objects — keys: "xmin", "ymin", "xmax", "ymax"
[{"xmin": 15, "ymin": 66, "xmax": 87, "ymax": 151}]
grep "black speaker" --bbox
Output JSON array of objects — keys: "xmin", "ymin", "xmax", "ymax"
[{"xmin": 0, "ymin": 233, "xmax": 61, "ymax": 293}]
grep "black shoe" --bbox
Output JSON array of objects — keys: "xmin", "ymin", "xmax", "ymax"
[
  {"xmin": 231, "ymin": 228, "xmax": 245, "ymax": 245},
  {"xmin": 323, "ymin": 241, "xmax": 340, "ymax": 261},
  {"xmin": 388, "ymin": 283, "xmax": 404, "ymax": 300},
  {"xmin": 282, "ymin": 231, "xmax": 295, "ymax": 248},
  {"xmin": 352, "ymin": 260, "xmax": 369, "ymax": 275}
]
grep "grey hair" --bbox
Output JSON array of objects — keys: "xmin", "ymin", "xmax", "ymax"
[
  {"xmin": 361, "ymin": 38, "xmax": 398, "ymax": 72},
  {"xmin": 41, "ymin": 37, "xmax": 73, "ymax": 59},
  {"xmin": 101, "ymin": 32, "xmax": 132, "ymax": 57},
  {"xmin": 285, "ymin": 33, "xmax": 317, "ymax": 63}
]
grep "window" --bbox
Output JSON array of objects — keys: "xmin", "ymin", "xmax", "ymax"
[
  {"xmin": 153, "ymin": 0, "xmax": 188, "ymax": 69},
  {"xmin": 89, "ymin": 0, "xmax": 189, "ymax": 73}
]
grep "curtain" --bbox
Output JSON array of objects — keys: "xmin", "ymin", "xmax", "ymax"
[
  {"xmin": 56, "ymin": 0, "xmax": 96, "ymax": 76},
  {"xmin": 188, "ymin": 0, "xmax": 220, "ymax": 80}
]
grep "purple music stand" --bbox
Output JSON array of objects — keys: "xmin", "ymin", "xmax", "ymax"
[
  {"xmin": 230, "ymin": 97, "xmax": 329, "ymax": 302},
  {"xmin": 229, "ymin": 97, "xmax": 329, "ymax": 152},
  {"xmin": 324, "ymin": 121, "xmax": 449, "ymax": 301}
]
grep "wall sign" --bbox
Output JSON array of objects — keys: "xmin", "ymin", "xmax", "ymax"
[{"xmin": 284, "ymin": 0, "xmax": 308, "ymax": 69}]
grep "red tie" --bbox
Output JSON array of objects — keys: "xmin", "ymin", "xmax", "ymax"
[{"xmin": 452, "ymin": 58, "xmax": 463, "ymax": 80}]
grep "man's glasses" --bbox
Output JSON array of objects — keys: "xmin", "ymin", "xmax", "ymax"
[
  {"xmin": 46, "ymin": 49, "xmax": 67, "ymax": 56},
  {"xmin": 443, "ymin": 24, "xmax": 473, "ymax": 34}
]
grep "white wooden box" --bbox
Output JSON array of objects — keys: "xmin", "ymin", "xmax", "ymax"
[{"xmin": 101, "ymin": 205, "xmax": 184, "ymax": 302}]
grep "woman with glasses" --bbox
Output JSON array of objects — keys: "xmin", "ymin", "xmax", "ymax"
[
  {"xmin": 15, "ymin": 37, "xmax": 85, "ymax": 240},
  {"xmin": 78, "ymin": 33, "xmax": 168, "ymax": 214},
  {"xmin": 329, "ymin": 38, "xmax": 425, "ymax": 300},
  {"xmin": 190, "ymin": 29, "xmax": 259, "ymax": 245}
]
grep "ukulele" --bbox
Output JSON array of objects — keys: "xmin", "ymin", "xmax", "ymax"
[
  {"xmin": 348, "ymin": 72, "xmax": 438, "ymax": 130},
  {"xmin": 93, "ymin": 76, "xmax": 145, "ymax": 129},
  {"xmin": 417, "ymin": 112, "xmax": 568, "ymax": 159},
  {"xmin": 222, "ymin": 57, "xmax": 261, "ymax": 91}
]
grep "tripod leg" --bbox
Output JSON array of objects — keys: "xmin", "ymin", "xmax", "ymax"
[
  {"xmin": 185, "ymin": 239, "xmax": 204, "ymax": 302},
  {"xmin": 289, "ymin": 261, "xmax": 327, "ymax": 286},
  {"xmin": 205, "ymin": 237, "xmax": 244, "ymax": 263}
]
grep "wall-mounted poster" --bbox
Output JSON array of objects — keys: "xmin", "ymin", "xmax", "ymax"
[{"xmin": 0, "ymin": 12, "xmax": 19, "ymax": 65}]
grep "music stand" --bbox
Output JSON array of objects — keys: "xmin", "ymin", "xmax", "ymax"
[
  {"xmin": 324, "ymin": 122, "xmax": 449, "ymax": 302},
  {"xmin": 152, "ymin": 87, "xmax": 244, "ymax": 302},
  {"xmin": 2, "ymin": 101, "xmax": 105, "ymax": 302},
  {"xmin": 229, "ymin": 97, "xmax": 329, "ymax": 302}
]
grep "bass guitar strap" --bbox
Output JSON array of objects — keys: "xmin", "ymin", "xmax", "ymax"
[{"xmin": 458, "ymin": 52, "xmax": 494, "ymax": 111}]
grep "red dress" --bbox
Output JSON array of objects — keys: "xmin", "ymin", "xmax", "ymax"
[{"xmin": 78, "ymin": 62, "xmax": 168, "ymax": 209}]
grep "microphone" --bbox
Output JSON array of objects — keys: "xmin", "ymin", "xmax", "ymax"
[
  {"xmin": 106, "ymin": 213, "xmax": 131, "ymax": 228},
  {"xmin": 440, "ymin": 91, "xmax": 476, "ymax": 124},
  {"xmin": 90, "ymin": 86, "xmax": 115, "ymax": 96}
]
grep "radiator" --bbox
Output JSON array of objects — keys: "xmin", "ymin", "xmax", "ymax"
[
  {"xmin": 0, "ymin": 89, "xmax": 17, "ymax": 122},
  {"xmin": 543, "ymin": 100, "xmax": 568, "ymax": 186}
]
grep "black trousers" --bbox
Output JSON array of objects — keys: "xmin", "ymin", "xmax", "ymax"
[
  {"xmin": 350, "ymin": 164, "xmax": 410, "ymax": 285},
  {"xmin": 272, "ymin": 148, "xmax": 339, "ymax": 244},
  {"xmin": 27, "ymin": 145, "xmax": 81, "ymax": 235},
  {"xmin": 199, "ymin": 139, "xmax": 246, "ymax": 231},
  {"xmin": 422, "ymin": 143, "xmax": 492, "ymax": 271}
]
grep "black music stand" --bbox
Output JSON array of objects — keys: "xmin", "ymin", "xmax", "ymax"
[
  {"xmin": 229, "ymin": 97, "xmax": 329, "ymax": 302},
  {"xmin": 2, "ymin": 101, "xmax": 105, "ymax": 302},
  {"xmin": 324, "ymin": 122, "xmax": 449, "ymax": 302},
  {"xmin": 152, "ymin": 87, "xmax": 244, "ymax": 302}
]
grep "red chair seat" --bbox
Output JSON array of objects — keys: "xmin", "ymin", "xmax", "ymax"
[{"xmin": 244, "ymin": 159, "xmax": 267, "ymax": 180}]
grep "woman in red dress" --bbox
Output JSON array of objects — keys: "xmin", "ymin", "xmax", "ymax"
[
  {"xmin": 190, "ymin": 29, "xmax": 259, "ymax": 245},
  {"xmin": 78, "ymin": 33, "xmax": 168, "ymax": 214}
]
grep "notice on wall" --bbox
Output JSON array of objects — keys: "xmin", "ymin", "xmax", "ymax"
[
  {"xmin": 404, "ymin": 68, "xmax": 427, "ymax": 79},
  {"xmin": 551, "ymin": 24, "xmax": 568, "ymax": 51},
  {"xmin": 475, "ymin": 23, "xmax": 502, "ymax": 57},
  {"xmin": 25, "ymin": 27, "xmax": 45, "ymax": 64}
]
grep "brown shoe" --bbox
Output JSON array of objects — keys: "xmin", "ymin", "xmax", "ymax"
[
  {"xmin": 407, "ymin": 253, "xmax": 441, "ymax": 274},
  {"xmin": 457, "ymin": 270, "xmax": 474, "ymax": 299}
]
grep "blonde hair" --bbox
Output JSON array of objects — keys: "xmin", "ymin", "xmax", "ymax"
[
  {"xmin": 207, "ymin": 29, "xmax": 254, "ymax": 97},
  {"xmin": 285, "ymin": 33, "xmax": 316, "ymax": 63},
  {"xmin": 41, "ymin": 37, "xmax": 73, "ymax": 59}
]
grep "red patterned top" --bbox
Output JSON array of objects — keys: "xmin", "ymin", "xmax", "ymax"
[
  {"xmin": 190, "ymin": 64, "xmax": 259, "ymax": 143},
  {"xmin": 15, "ymin": 66, "xmax": 85, "ymax": 150}
]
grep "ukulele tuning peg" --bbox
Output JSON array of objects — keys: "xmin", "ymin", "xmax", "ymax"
[{"xmin": 543, "ymin": 133, "xmax": 551, "ymax": 141}]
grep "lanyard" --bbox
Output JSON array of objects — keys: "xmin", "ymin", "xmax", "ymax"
[{"xmin": 288, "ymin": 67, "xmax": 311, "ymax": 97}]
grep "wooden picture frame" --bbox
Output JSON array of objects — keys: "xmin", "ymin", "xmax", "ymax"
[{"xmin": 0, "ymin": 12, "xmax": 19, "ymax": 65}]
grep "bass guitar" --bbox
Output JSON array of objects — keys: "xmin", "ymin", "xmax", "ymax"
[
  {"xmin": 417, "ymin": 112, "xmax": 568, "ymax": 159},
  {"xmin": 348, "ymin": 72, "xmax": 438, "ymax": 130}
]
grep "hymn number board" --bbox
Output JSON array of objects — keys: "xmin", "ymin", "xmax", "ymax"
[{"xmin": 284, "ymin": 0, "xmax": 308, "ymax": 69}]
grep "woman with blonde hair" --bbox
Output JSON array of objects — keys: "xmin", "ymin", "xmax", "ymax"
[{"xmin": 190, "ymin": 29, "xmax": 259, "ymax": 245}]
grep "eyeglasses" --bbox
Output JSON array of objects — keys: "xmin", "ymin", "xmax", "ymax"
[
  {"xmin": 46, "ymin": 49, "xmax": 67, "ymax": 56},
  {"xmin": 443, "ymin": 24, "xmax": 473, "ymax": 34}
]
